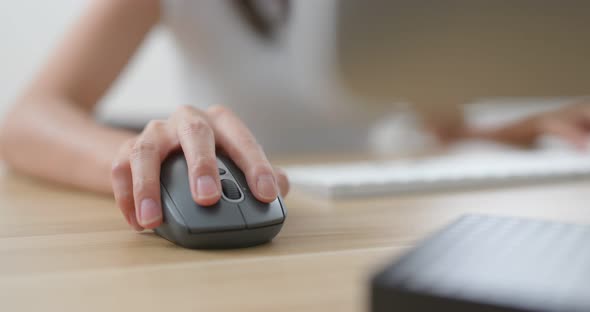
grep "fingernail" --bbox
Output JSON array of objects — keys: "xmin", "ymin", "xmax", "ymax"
[
  {"xmin": 257, "ymin": 174, "xmax": 278, "ymax": 199},
  {"xmin": 196, "ymin": 176, "xmax": 219, "ymax": 200},
  {"xmin": 139, "ymin": 198, "xmax": 161, "ymax": 225}
]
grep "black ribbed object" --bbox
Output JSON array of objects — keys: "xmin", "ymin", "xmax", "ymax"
[
  {"xmin": 371, "ymin": 214, "xmax": 590, "ymax": 312},
  {"xmin": 221, "ymin": 179, "xmax": 242, "ymax": 200}
]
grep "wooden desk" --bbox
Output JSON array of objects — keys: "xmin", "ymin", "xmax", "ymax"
[{"xmin": 1, "ymin": 168, "xmax": 589, "ymax": 311}]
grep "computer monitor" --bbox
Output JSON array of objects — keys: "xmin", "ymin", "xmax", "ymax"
[{"xmin": 336, "ymin": 0, "xmax": 590, "ymax": 117}]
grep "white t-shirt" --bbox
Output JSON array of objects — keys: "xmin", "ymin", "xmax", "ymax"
[{"xmin": 160, "ymin": 0, "xmax": 380, "ymax": 155}]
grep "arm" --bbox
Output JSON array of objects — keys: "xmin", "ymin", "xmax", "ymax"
[
  {"xmin": 0, "ymin": 0, "xmax": 288, "ymax": 231},
  {"xmin": 416, "ymin": 98, "xmax": 590, "ymax": 149},
  {"xmin": 465, "ymin": 100, "xmax": 590, "ymax": 150},
  {"xmin": 0, "ymin": 0, "xmax": 160, "ymax": 193}
]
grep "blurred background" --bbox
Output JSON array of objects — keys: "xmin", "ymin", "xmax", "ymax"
[
  {"xmin": 0, "ymin": 0, "xmax": 181, "ymax": 124},
  {"xmin": 1, "ymin": 1, "xmax": 588, "ymax": 156}
]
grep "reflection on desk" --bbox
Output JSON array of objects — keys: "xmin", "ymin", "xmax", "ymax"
[{"xmin": 0, "ymin": 166, "xmax": 589, "ymax": 312}]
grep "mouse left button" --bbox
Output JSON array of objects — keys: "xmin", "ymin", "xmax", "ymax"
[
  {"xmin": 161, "ymin": 152, "xmax": 246, "ymax": 233},
  {"xmin": 160, "ymin": 184, "xmax": 187, "ymax": 227}
]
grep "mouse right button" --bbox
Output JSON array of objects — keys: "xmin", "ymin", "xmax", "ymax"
[{"xmin": 239, "ymin": 198, "xmax": 285, "ymax": 228}]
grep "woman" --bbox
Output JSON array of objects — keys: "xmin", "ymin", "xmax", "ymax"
[{"xmin": 0, "ymin": 0, "xmax": 588, "ymax": 232}]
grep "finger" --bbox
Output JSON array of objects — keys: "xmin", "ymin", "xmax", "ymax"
[
  {"xmin": 274, "ymin": 167, "xmax": 290, "ymax": 197},
  {"xmin": 173, "ymin": 106, "xmax": 221, "ymax": 206},
  {"xmin": 130, "ymin": 120, "xmax": 176, "ymax": 228},
  {"xmin": 539, "ymin": 120, "xmax": 588, "ymax": 150},
  {"xmin": 206, "ymin": 106, "xmax": 278, "ymax": 203},
  {"xmin": 577, "ymin": 109, "xmax": 590, "ymax": 129},
  {"xmin": 472, "ymin": 114, "xmax": 544, "ymax": 147},
  {"xmin": 111, "ymin": 139, "xmax": 143, "ymax": 231}
]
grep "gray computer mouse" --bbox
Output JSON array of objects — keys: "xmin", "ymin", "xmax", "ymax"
[{"xmin": 154, "ymin": 151, "xmax": 286, "ymax": 249}]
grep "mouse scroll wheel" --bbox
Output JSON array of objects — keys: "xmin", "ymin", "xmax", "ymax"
[{"xmin": 221, "ymin": 179, "xmax": 242, "ymax": 200}]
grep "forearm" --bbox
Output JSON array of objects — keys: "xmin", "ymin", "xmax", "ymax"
[
  {"xmin": 0, "ymin": 97, "xmax": 135, "ymax": 194},
  {"xmin": 0, "ymin": 0, "xmax": 161, "ymax": 194}
]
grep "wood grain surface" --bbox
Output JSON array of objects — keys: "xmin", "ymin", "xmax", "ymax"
[{"xmin": 1, "ymin": 166, "xmax": 589, "ymax": 311}]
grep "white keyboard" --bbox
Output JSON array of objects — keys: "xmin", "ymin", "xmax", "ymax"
[{"xmin": 285, "ymin": 145, "xmax": 590, "ymax": 198}]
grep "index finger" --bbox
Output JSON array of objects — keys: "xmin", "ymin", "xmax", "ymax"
[{"xmin": 172, "ymin": 106, "xmax": 221, "ymax": 206}]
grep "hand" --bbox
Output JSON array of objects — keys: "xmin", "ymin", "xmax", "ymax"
[
  {"xmin": 110, "ymin": 105, "xmax": 290, "ymax": 231},
  {"xmin": 467, "ymin": 101, "xmax": 590, "ymax": 150},
  {"xmin": 417, "ymin": 102, "xmax": 468, "ymax": 145}
]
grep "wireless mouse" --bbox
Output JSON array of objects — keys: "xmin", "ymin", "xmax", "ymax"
[{"xmin": 154, "ymin": 151, "xmax": 287, "ymax": 249}]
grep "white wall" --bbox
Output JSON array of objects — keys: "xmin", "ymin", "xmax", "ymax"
[{"xmin": 0, "ymin": 0, "xmax": 180, "ymax": 124}]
